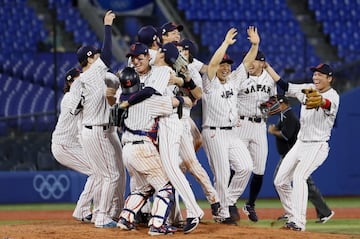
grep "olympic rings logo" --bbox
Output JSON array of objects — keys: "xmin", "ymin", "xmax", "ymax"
[{"xmin": 33, "ymin": 174, "xmax": 70, "ymax": 200}]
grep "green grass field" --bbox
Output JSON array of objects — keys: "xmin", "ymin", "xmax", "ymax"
[{"xmin": 0, "ymin": 197, "xmax": 359, "ymax": 235}]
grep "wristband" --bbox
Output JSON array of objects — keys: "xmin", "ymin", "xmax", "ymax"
[
  {"xmin": 183, "ymin": 79, "xmax": 196, "ymax": 90},
  {"xmin": 175, "ymin": 96, "xmax": 184, "ymax": 106},
  {"xmin": 321, "ymin": 98, "xmax": 331, "ymax": 109},
  {"xmin": 276, "ymin": 78, "xmax": 289, "ymax": 91}
]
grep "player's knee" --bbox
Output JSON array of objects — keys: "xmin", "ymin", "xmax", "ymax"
[{"xmin": 273, "ymin": 175, "xmax": 282, "ymax": 189}]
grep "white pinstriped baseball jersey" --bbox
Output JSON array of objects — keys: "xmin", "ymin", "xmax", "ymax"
[
  {"xmin": 68, "ymin": 78, "xmax": 84, "ymax": 117},
  {"xmin": 286, "ymin": 83, "xmax": 339, "ymax": 141},
  {"xmin": 190, "ymin": 58, "xmax": 204, "ymax": 73},
  {"xmin": 52, "ymin": 91, "xmax": 82, "ymax": 146},
  {"xmin": 121, "ymin": 95, "xmax": 173, "ymax": 144},
  {"xmin": 148, "ymin": 48, "xmax": 158, "ymax": 66},
  {"xmin": 202, "ymin": 74, "xmax": 239, "ymax": 127},
  {"xmin": 79, "ymin": 59, "xmax": 110, "ymax": 126},
  {"xmin": 235, "ymin": 64, "xmax": 277, "ymax": 117},
  {"xmin": 234, "ymin": 64, "xmax": 277, "ymax": 176},
  {"xmin": 146, "ymin": 65, "xmax": 172, "ymax": 95}
]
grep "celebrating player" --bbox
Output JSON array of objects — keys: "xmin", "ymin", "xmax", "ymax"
[
  {"xmin": 268, "ymin": 95, "xmax": 335, "ymax": 224},
  {"xmin": 201, "ymin": 27, "xmax": 258, "ymax": 224},
  {"xmin": 75, "ymin": 10, "xmax": 123, "ymax": 228},
  {"xmin": 269, "ymin": 63, "xmax": 339, "ymax": 231},
  {"xmin": 234, "ymin": 47, "xmax": 278, "ymax": 223},
  {"xmin": 51, "ymin": 68, "xmax": 95, "ymax": 223}
]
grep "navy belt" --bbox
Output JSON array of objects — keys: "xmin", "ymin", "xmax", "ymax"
[
  {"xmin": 209, "ymin": 126, "xmax": 233, "ymax": 130},
  {"xmin": 239, "ymin": 116, "xmax": 263, "ymax": 123},
  {"xmin": 85, "ymin": 125, "xmax": 110, "ymax": 130}
]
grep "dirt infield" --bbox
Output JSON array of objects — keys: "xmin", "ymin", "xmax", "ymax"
[{"xmin": 0, "ymin": 208, "xmax": 358, "ymax": 239}]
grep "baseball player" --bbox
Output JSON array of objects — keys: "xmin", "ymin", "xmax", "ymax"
[
  {"xmin": 234, "ymin": 47, "xmax": 278, "ymax": 222},
  {"xmin": 161, "ymin": 21, "xmax": 208, "ymax": 75},
  {"xmin": 176, "ymin": 39, "xmax": 221, "ymax": 216},
  {"xmin": 121, "ymin": 42, "xmax": 204, "ymax": 233},
  {"xmin": 160, "ymin": 22, "xmax": 183, "ymax": 44},
  {"xmin": 269, "ymin": 63, "xmax": 339, "ymax": 231},
  {"xmin": 103, "ymin": 72, "xmax": 127, "ymax": 222},
  {"xmin": 268, "ymin": 95, "xmax": 334, "ymax": 224},
  {"xmin": 161, "ymin": 23, "xmax": 206, "ymax": 153},
  {"xmin": 136, "ymin": 25, "xmax": 161, "ymax": 66},
  {"xmin": 202, "ymin": 27, "xmax": 258, "ymax": 224},
  {"xmin": 76, "ymin": 10, "xmax": 122, "ymax": 228},
  {"xmin": 51, "ymin": 68, "xmax": 95, "ymax": 222},
  {"xmin": 115, "ymin": 67, "xmax": 193, "ymax": 235}
]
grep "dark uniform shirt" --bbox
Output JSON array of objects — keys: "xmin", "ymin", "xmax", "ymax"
[{"xmin": 275, "ymin": 107, "xmax": 300, "ymax": 157}]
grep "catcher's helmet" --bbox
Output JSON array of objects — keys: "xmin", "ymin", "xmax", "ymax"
[{"xmin": 119, "ymin": 67, "xmax": 140, "ymax": 94}]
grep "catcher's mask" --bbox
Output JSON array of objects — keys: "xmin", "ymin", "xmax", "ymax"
[{"xmin": 119, "ymin": 67, "xmax": 140, "ymax": 94}]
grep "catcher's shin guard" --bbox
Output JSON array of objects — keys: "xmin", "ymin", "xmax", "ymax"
[
  {"xmin": 120, "ymin": 190, "xmax": 153, "ymax": 222},
  {"xmin": 149, "ymin": 183, "xmax": 175, "ymax": 228}
]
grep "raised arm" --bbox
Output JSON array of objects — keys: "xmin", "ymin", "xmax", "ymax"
[
  {"xmin": 265, "ymin": 61, "xmax": 289, "ymax": 92},
  {"xmin": 242, "ymin": 26, "xmax": 260, "ymax": 71},
  {"xmin": 100, "ymin": 10, "xmax": 115, "ymax": 67},
  {"xmin": 207, "ymin": 28, "xmax": 237, "ymax": 80}
]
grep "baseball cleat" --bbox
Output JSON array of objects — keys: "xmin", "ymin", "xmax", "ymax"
[
  {"xmin": 243, "ymin": 204, "xmax": 258, "ymax": 222},
  {"xmin": 183, "ymin": 217, "xmax": 200, "ymax": 234},
  {"xmin": 316, "ymin": 211, "xmax": 335, "ymax": 224},
  {"xmin": 117, "ymin": 217, "xmax": 136, "ymax": 230},
  {"xmin": 148, "ymin": 225, "xmax": 177, "ymax": 236},
  {"xmin": 282, "ymin": 221, "xmax": 303, "ymax": 231},
  {"xmin": 219, "ymin": 217, "xmax": 238, "ymax": 225},
  {"xmin": 95, "ymin": 220, "xmax": 118, "ymax": 228},
  {"xmin": 75, "ymin": 214, "xmax": 92, "ymax": 223}
]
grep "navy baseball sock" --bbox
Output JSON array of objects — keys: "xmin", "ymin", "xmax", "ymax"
[{"xmin": 247, "ymin": 174, "xmax": 263, "ymax": 206}]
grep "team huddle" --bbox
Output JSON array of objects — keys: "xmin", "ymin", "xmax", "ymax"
[{"xmin": 50, "ymin": 10, "xmax": 339, "ymax": 235}]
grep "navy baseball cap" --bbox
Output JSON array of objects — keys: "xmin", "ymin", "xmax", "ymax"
[
  {"xmin": 65, "ymin": 68, "xmax": 80, "ymax": 82},
  {"xmin": 178, "ymin": 39, "xmax": 198, "ymax": 57},
  {"xmin": 76, "ymin": 45, "xmax": 101, "ymax": 63},
  {"xmin": 126, "ymin": 42, "xmax": 149, "ymax": 58},
  {"xmin": 160, "ymin": 42, "xmax": 179, "ymax": 66},
  {"xmin": 310, "ymin": 63, "xmax": 333, "ymax": 76},
  {"xmin": 255, "ymin": 50, "xmax": 266, "ymax": 61},
  {"xmin": 161, "ymin": 22, "xmax": 184, "ymax": 35},
  {"xmin": 220, "ymin": 53, "xmax": 234, "ymax": 64},
  {"xmin": 137, "ymin": 25, "xmax": 158, "ymax": 46}
]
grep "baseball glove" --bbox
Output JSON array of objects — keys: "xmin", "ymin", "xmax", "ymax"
[
  {"xmin": 109, "ymin": 103, "xmax": 125, "ymax": 127},
  {"xmin": 104, "ymin": 72, "xmax": 120, "ymax": 89},
  {"xmin": 173, "ymin": 53, "xmax": 190, "ymax": 78},
  {"xmin": 301, "ymin": 88, "xmax": 323, "ymax": 109},
  {"xmin": 259, "ymin": 96, "xmax": 281, "ymax": 116}
]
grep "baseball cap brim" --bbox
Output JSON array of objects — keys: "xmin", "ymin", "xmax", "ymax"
[
  {"xmin": 310, "ymin": 63, "xmax": 333, "ymax": 76},
  {"xmin": 220, "ymin": 59, "xmax": 234, "ymax": 64}
]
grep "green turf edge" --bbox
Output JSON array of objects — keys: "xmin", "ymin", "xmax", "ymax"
[{"xmin": 0, "ymin": 197, "xmax": 358, "ymax": 210}]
